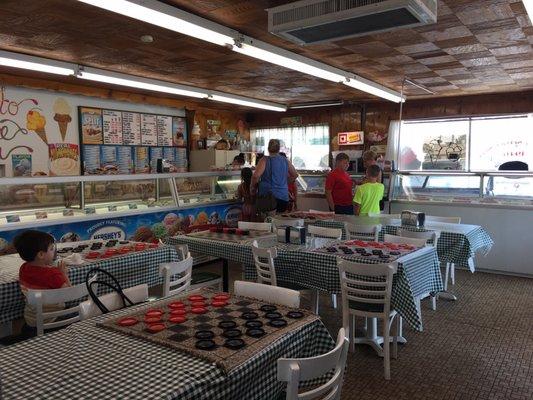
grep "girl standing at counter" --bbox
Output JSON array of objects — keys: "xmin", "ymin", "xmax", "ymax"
[{"xmin": 236, "ymin": 167, "xmax": 256, "ymax": 221}]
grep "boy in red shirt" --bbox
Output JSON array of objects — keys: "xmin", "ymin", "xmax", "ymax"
[
  {"xmin": 14, "ymin": 230, "xmax": 71, "ymax": 329},
  {"xmin": 325, "ymin": 153, "xmax": 354, "ymax": 214}
]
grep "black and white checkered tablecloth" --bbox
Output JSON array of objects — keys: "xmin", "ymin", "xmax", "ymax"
[
  {"xmin": 0, "ymin": 246, "xmax": 180, "ymax": 325},
  {"xmin": 0, "ymin": 294, "xmax": 334, "ymax": 400},
  {"xmin": 311, "ymin": 220, "xmax": 493, "ymax": 270},
  {"xmin": 167, "ymin": 236, "xmax": 442, "ymax": 331}
]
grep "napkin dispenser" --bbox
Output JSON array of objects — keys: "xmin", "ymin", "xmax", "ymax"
[
  {"xmin": 401, "ymin": 210, "xmax": 425, "ymax": 227},
  {"xmin": 277, "ymin": 226, "xmax": 306, "ymax": 244}
]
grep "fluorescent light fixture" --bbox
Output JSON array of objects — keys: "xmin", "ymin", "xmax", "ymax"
[
  {"xmin": 523, "ymin": 0, "xmax": 533, "ymax": 23},
  {"xmin": 344, "ymin": 76, "xmax": 405, "ymax": 103},
  {"xmin": 208, "ymin": 93, "xmax": 286, "ymax": 112},
  {"xmin": 77, "ymin": 0, "xmax": 236, "ymax": 46},
  {"xmin": 290, "ymin": 100, "xmax": 344, "ymax": 109},
  {"xmin": 0, "ymin": 50, "xmax": 75, "ymax": 76},
  {"xmin": 232, "ymin": 41, "xmax": 346, "ymax": 83},
  {"xmin": 78, "ymin": 67, "xmax": 207, "ymax": 98}
]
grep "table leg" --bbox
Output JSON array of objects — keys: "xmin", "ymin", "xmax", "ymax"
[
  {"xmin": 0, "ymin": 321, "xmax": 13, "ymax": 339},
  {"xmin": 222, "ymin": 259, "xmax": 229, "ymax": 292},
  {"xmin": 354, "ymin": 317, "xmax": 406, "ymax": 357}
]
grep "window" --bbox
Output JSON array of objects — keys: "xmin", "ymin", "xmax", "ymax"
[
  {"xmin": 251, "ymin": 124, "xmax": 330, "ymax": 170},
  {"xmin": 398, "ymin": 114, "xmax": 533, "ymax": 172}
]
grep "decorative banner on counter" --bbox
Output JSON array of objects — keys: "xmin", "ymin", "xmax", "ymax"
[
  {"xmin": 157, "ymin": 115, "xmax": 173, "ymax": 146},
  {"xmin": 122, "ymin": 111, "xmax": 142, "ymax": 145},
  {"xmin": 102, "ymin": 109, "xmax": 123, "ymax": 144},
  {"xmin": 80, "ymin": 107, "xmax": 103, "ymax": 144},
  {"xmin": 338, "ymin": 131, "xmax": 364, "ymax": 146},
  {"xmin": 48, "ymin": 143, "xmax": 80, "ymax": 176},
  {"xmin": 141, "ymin": 114, "xmax": 158, "ymax": 145}
]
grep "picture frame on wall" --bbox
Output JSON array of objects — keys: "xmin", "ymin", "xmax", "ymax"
[{"xmin": 197, "ymin": 139, "xmax": 205, "ymax": 150}]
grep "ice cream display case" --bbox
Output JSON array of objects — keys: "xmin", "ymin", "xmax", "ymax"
[
  {"xmin": 0, "ymin": 171, "xmax": 242, "ymax": 251},
  {"xmin": 296, "ymin": 171, "xmax": 368, "ymax": 196}
]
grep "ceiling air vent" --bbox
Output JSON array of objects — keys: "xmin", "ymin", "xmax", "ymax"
[{"xmin": 267, "ymin": 0, "xmax": 437, "ymax": 45}]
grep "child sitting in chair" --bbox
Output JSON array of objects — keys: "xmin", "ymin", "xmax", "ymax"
[{"xmin": 14, "ymin": 230, "xmax": 71, "ymax": 330}]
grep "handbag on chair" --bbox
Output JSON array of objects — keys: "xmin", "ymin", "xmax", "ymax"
[{"xmin": 84, "ymin": 268, "xmax": 138, "ymax": 314}]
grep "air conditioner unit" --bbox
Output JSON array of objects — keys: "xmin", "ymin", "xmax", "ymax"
[{"xmin": 267, "ymin": 0, "xmax": 437, "ymax": 45}]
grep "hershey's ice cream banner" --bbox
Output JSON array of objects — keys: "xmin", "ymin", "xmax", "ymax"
[{"xmin": 0, "ymin": 85, "xmax": 186, "ymax": 178}]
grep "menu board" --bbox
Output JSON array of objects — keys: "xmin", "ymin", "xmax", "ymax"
[
  {"xmin": 102, "ymin": 110, "xmax": 123, "ymax": 144},
  {"xmin": 80, "ymin": 107, "xmax": 103, "ymax": 144},
  {"xmin": 79, "ymin": 106, "xmax": 186, "ymax": 175},
  {"xmin": 122, "ymin": 111, "xmax": 142, "ymax": 145},
  {"xmin": 141, "ymin": 114, "xmax": 158, "ymax": 145},
  {"xmin": 157, "ymin": 115, "xmax": 173, "ymax": 146}
]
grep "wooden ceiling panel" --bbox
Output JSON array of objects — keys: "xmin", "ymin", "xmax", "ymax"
[{"xmin": 0, "ymin": 0, "xmax": 532, "ymax": 110}]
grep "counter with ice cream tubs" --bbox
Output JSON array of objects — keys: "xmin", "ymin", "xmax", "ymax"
[{"xmin": 0, "ymin": 171, "xmax": 242, "ymax": 253}]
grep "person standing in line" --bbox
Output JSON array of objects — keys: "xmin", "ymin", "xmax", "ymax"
[
  {"xmin": 236, "ymin": 167, "xmax": 256, "ymax": 221},
  {"xmin": 353, "ymin": 165, "xmax": 384, "ymax": 216},
  {"xmin": 251, "ymin": 139, "xmax": 298, "ymax": 214},
  {"xmin": 325, "ymin": 152, "xmax": 354, "ymax": 215}
]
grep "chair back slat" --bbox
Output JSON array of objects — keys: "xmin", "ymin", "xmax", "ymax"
[
  {"xmin": 308, "ymin": 225, "xmax": 342, "ymax": 239},
  {"xmin": 234, "ymin": 281, "xmax": 300, "ymax": 308},
  {"xmin": 79, "ymin": 284, "xmax": 148, "ymax": 320},
  {"xmin": 383, "ymin": 234, "xmax": 427, "ymax": 247},
  {"xmin": 425, "ymin": 215, "xmax": 461, "ymax": 224},
  {"xmin": 174, "ymin": 244, "xmax": 190, "ymax": 260},
  {"xmin": 272, "ymin": 218, "xmax": 304, "ymax": 229},
  {"xmin": 277, "ymin": 328, "xmax": 349, "ymax": 400},
  {"xmin": 397, "ymin": 228, "xmax": 440, "ymax": 247},
  {"xmin": 238, "ymin": 221, "xmax": 272, "ymax": 231},
  {"xmin": 345, "ymin": 223, "xmax": 381, "ymax": 241}
]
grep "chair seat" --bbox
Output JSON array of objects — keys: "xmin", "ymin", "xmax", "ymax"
[{"xmin": 191, "ymin": 271, "xmax": 221, "ymax": 285}]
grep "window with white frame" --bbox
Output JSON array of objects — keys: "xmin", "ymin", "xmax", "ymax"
[{"xmin": 251, "ymin": 124, "xmax": 330, "ymax": 170}]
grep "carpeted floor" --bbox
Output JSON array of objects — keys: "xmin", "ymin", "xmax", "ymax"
[{"xmin": 225, "ymin": 264, "xmax": 533, "ymax": 400}]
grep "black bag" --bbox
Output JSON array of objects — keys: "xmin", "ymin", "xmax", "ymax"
[
  {"xmin": 85, "ymin": 268, "xmax": 137, "ymax": 314},
  {"xmin": 255, "ymin": 157, "xmax": 277, "ymax": 212}
]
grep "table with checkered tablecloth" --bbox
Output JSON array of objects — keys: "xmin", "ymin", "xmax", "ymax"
[
  {"xmin": 308, "ymin": 218, "xmax": 493, "ymax": 270},
  {"xmin": 0, "ymin": 293, "xmax": 334, "ymax": 400},
  {"xmin": 0, "ymin": 245, "xmax": 179, "ymax": 327},
  {"xmin": 167, "ymin": 235, "xmax": 442, "ymax": 331}
]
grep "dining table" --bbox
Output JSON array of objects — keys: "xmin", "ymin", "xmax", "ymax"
[
  {"xmin": 0, "ymin": 290, "xmax": 335, "ymax": 399},
  {"xmin": 0, "ymin": 243, "xmax": 179, "ymax": 338}
]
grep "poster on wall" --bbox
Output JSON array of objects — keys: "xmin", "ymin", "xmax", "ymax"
[
  {"xmin": 338, "ymin": 131, "xmax": 364, "ymax": 146},
  {"xmin": 172, "ymin": 117, "xmax": 187, "ymax": 147},
  {"xmin": 80, "ymin": 107, "xmax": 103, "ymax": 145},
  {"xmin": 12, "ymin": 154, "xmax": 32, "ymax": 177},
  {"xmin": 122, "ymin": 111, "xmax": 142, "ymax": 145},
  {"xmin": 141, "ymin": 114, "xmax": 158, "ymax": 145},
  {"xmin": 102, "ymin": 109, "xmax": 123, "ymax": 144},
  {"xmin": 134, "ymin": 147, "xmax": 150, "ymax": 173},
  {"xmin": 117, "ymin": 146, "xmax": 133, "ymax": 174},
  {"xmin": 83, "ymin": 145, "xmax": 101, "ymax": 175},
  {"xmin": 157, "ymin": 115, "xmax": 173, "ymax": 146},
  {"xmin": 100, "ymin": 145, "xmax": 119, "ymax": 174},
  {"xmin": 48, "ymin": 143, "xmax": 80, "ymax": 176}
]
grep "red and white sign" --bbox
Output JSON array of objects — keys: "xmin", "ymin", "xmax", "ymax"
[{"xmin": 338, "ymin": 131, "xmax": 364, "ymax": 145}]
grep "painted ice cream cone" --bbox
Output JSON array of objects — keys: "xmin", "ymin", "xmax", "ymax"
[
  {"xmin": 53, "ymin": 98, "xmax": 72, "ymax": 142},
  {"xmin": 26, "ymin": 109, "xmax": 48, "ymax": 144}
]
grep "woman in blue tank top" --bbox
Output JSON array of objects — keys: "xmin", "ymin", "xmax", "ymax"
[{"xmin": 252, "ymin": 139, "xmax": 298, "ymax": 213}]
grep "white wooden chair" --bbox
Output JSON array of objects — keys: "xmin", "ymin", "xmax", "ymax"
[
  {"xmin": 338, "ymin": 260, "xmax": 399, "ymax": 380},
  {"xmin": 345, "ymin": 223, "xmax": 381, "ymax": 241},
  {"xmin": 159, "ymin": 255, "xmax": 193, "ymax": 297},
  {"xmin": 238, "ymin": 221, "xmax": 272, "ymax": 231},
  {"xmin": 234, "ymin": 280, "xmax": 300, "ymax": 308},
  {"xmin": 396, "ymin": 228, "xmax": 440, "ymax": 312},
  {"xmin": 383, "ymin": 234, "xmax": 427, "ymax": 248},
  {"xmin": 252, "ymin": 240, "xmax": 278, "ymax": 286},
  {"xmin": 79, "ymin": 284, "xmax": 148, "ymax": 320},
  {"xmin": 307, "ymin": 225, "xmax": 342, "ymax": 310},
  {"xmin": 277, "ymin": 327, "xmax": 349, "ymax": 400},
  {"xmin": 425, "ymin": 215, "xmax": 461, "ymax": 287},
  {"xmin": 26, "ymin": 273, "xmax": 98, "ymax": 336},
  {"xmin": 173, "ymin": 244, "xmax": 223, "ymax": 291}
]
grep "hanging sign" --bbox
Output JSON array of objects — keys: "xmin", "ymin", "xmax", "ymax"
[{"xmin": 338, "ymin": 131, "xmax": 364, "ymax": 145}]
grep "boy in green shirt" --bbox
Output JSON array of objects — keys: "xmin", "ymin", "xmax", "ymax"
[{"xmin": 353, "ymin": 164, "xmax": 384, "ymax": 215}]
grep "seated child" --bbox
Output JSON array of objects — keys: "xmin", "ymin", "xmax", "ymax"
[
  {"xmin": 353, "ymin": 164, "xmax": 384, "ymax": 216},
  {"xmin": 14, "ymin": 230, "xmax": 71, "ymax": 329}
]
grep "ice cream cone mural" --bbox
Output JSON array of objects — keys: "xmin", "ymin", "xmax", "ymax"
[
  {"xmin": 53, "ymin": 98, "xmax": 72, "ymax": 142},
  {"xmin": 26, "ymin": 108, "xmax": 47, "ymax": 144}
]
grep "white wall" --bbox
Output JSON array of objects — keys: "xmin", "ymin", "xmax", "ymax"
[{"xmin": 391, "ymin": 201, "xmax": 533, "ymax": 276}]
